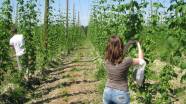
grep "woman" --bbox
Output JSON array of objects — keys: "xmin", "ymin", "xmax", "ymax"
[{"xmin": 103, "ymin": 35, "xmax": 144, "ymax": 104}]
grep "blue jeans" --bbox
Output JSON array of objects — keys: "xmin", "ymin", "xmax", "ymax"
[{"xmin": 103, "ymin": 87, "xmax": 130, "ymax": 104}]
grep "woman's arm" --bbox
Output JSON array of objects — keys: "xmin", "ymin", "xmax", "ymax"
[
  {"xmin": 133, "ymin": 42, "xmax": 144, "ymax": 65},
  {"xmin": 137, "ymin": 42, "xmax": 144, "ymax": 59}
]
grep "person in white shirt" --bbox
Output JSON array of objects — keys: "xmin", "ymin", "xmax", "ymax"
[
  {"xmin": 9, "ymin": 27, "xmax": 26, "ymax": 78},
  {"xmin": 10, "ymin": 28, "xmax": 25, "ymax": 57}
]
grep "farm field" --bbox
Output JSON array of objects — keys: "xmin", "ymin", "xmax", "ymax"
[{"xmin": 0, "ymin": 0, "xmax": 186, "ymax": 104}]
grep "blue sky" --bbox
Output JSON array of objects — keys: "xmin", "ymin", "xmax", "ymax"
[
  {"xmin": 0, "ymin": 0, "xmax": 91, "ymax": 26},
  {"xmin": 0, "ymin": 0, "xmax": 185, "ymax": 26}
]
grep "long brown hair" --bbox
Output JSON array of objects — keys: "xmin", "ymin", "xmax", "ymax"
[{"xmin": 105, "ymin": 35, "xmax": 124, "ymax": 65}]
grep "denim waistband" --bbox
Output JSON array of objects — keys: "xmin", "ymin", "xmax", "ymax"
[{"xmin": 105, "ymin": 87, "xmax": 129, "ymax": 93}]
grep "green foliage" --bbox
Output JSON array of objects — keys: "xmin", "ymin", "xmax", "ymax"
[
  {"xmin": 167, "ymin": 0, "xmax": 186, "ymax": 29},
  {"xmin": 0, "ymin": 0, "xmax": 185, "ymax": 103},
  {"xmin": 8, "ymin": 86, "xmax": 27, "ymax": 103},
  {"xmin": 180, "ymin": 60, "xmax": 186, "ymax": 69},
  {"xmin": 95, "ymin": 64, "xmax": 106, "ymax": 80},
  {"xmin": 0, "ymin": 0, "xmax": 13, "ymax": 85},
  {"xmin": 155, "ymin": 65, "xmax": 176, "ymax": 103},
  {"xmin": 89, "ymin": 0, "xmax": 186, "ymax": 103},
  {"xmin": 97, "ymin": 78, "xmax": 106, "ymax": 94},
  {"xmin": 0, "ymin": 84, "xmax": 27, "ymax": 104},
  {"xmin": 16, "ymin": 0, "xmax": 38, "ymax": 76},
  {"xmin": 0, "ymin": 0, "xmax": 86, "ymax": 102}
]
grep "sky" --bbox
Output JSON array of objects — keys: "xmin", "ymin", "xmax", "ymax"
[
  {"xmin": 0, "ymin": 0, "xmax": 185, "ymax": 26},
  {"xmin": 0, "ymin": 0, "xmax": 91, "ymax": 26}
]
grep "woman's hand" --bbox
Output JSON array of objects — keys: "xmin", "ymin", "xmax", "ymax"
[
  {"xmin": 137, "ymin": 42, "xmax": 143, "ymax": 59},
  {"xmin": 136, "ymin": 41, "xmax": 140, "ymax": 44}
]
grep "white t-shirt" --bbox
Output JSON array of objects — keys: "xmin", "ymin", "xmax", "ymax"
[{"xmin": 10, "ymin": 34, "xmax": 25, "ymax": 56}]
